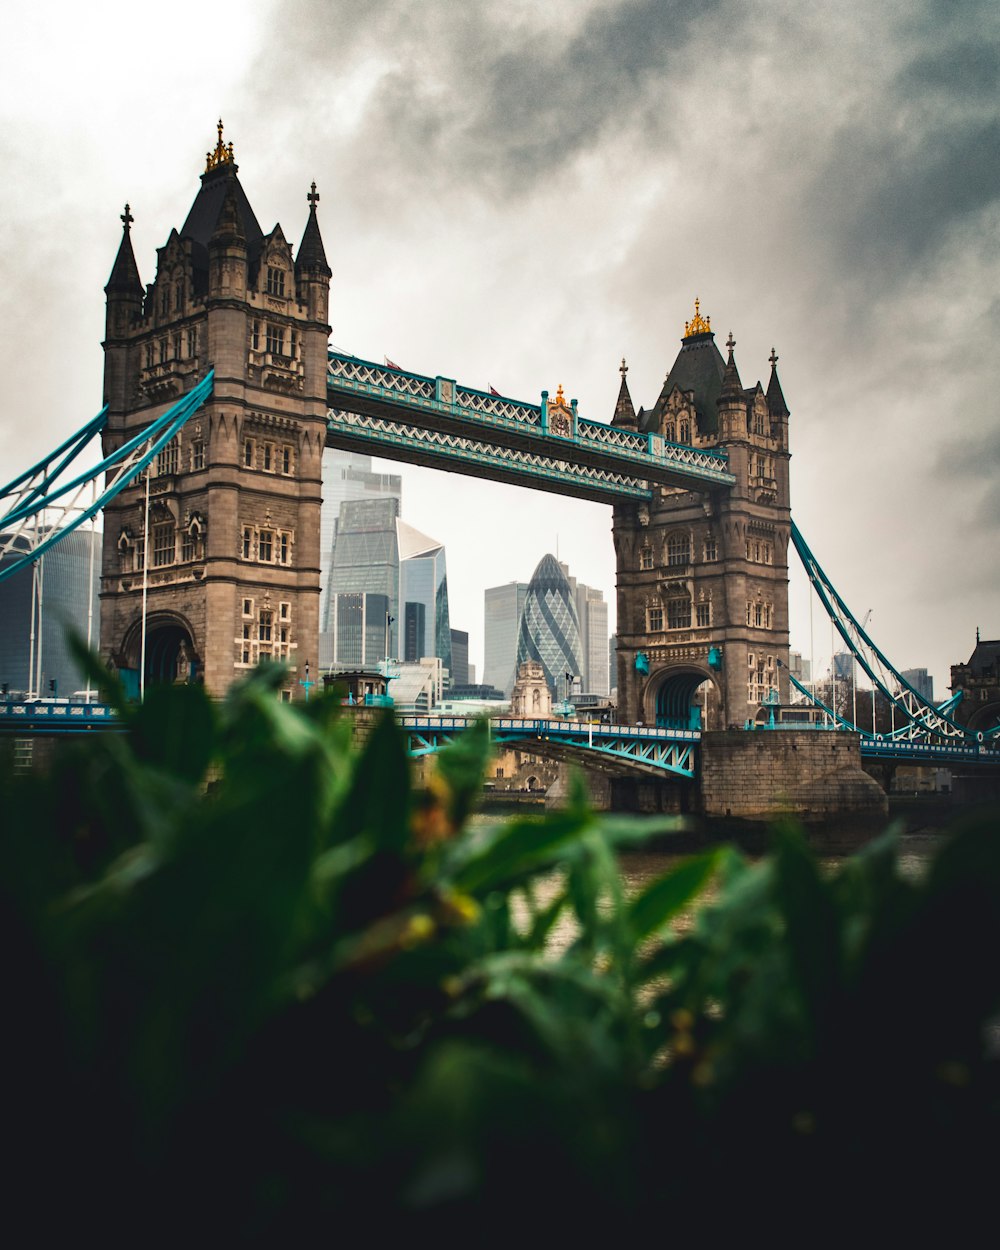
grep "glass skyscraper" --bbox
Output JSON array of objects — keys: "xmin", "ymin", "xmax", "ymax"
[
  {"xmin": 516, "ymin": 554, "xmax": 584, "ymax": 699},
  {"xmin": 324, "ymin": 497, "xmax": 400, "ymax": 665},
  {"xmin": 0, "ymin": 527, "xmax": 101, "ymax": 694},
  {"xmin": 319, "ymin": 450, "xmax": 401, "ymax": 665},
  {"xmin": 483, "ymin": 581, "xmax": 528, "ymax": 696},
  {"xmin": 397, "ymin": 519, "xmax": 452, "ymax": 676}
]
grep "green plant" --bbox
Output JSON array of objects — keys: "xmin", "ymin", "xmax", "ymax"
[{"xmin": 2, "ymin": 664, "xmax": 999, "ymax": 1239}]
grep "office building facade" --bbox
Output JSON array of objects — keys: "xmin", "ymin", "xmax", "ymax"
[
  {"xmin": 0, "ymin": 528, "xmax": 101, "ymax": 695},
  {"xmin": 483, "ymin": 581, "xmax": 528, "ymax": 696}
]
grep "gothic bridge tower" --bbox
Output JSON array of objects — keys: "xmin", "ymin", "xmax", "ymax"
[
  {"xmin": 612, "ymin": 300, "xmax": 791, "ymax": 729},
  {"xmin": 101, "ymin": 124, "xmax": 332, "ymax": 696}
]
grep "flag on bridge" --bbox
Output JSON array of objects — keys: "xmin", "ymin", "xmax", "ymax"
[
  {"xmin": 384, "ymin": 356, "xmax": 401, "ymax": 370},
  {"xmin": 489, "ymin": 385, "xmax": 501, "ymax": 396}
]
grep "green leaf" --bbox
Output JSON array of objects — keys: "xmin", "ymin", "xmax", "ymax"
[
  {"xmin": 627, "ymin": 849, "xmax": 721, "ymax": 942},
  {"xmin": 128, "ymin": 681, "xmax": 217, "ymax": 785},
  {"xmin": 451, "ymin": 808, "xmax": 592, "ymax": 895}
]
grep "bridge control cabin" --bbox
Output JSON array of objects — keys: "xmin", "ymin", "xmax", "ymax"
[{"xmin": 612, "ymin": 302, "xmax": 792, "ymax": 732}]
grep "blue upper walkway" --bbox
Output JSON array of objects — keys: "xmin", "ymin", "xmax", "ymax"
[{"xmin": 326, "ymin": 351, "xmax": 736, "ymax": 505}]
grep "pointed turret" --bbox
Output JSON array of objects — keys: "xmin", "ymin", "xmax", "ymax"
[
  {"xmin": 105, "ymin": 204, "xmax": 143, "ymax": 298},
  {"xmin": 611, "ymin": 358, "xmax": 637, "ymax": 428},
  {"xmin": 720, "ymin": 331, "xmax": 743, "ymax": 397},
  {"xmin": 766, "ymin": 347, "xmax": 789, "ymax": 418},
  {"xmin": 296, "ymin": 182, "xmax": 332, "ymax": 279},
  {"xmin": 295, "ymin": 182, "xmax": 332, "ymax": 327},
  {"xmin": 716, "ymin": 331, "xmax": 748, "ymax": 442}
]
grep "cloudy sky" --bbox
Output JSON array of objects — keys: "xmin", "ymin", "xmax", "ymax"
[{"xmin": 1, "ymin": 0, "xmax": 997, "ymax": 694}]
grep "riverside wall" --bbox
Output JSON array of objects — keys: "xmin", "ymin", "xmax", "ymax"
[{"xmin": 698, "ymin": 729, "xmax": 888, "ymax": 826}]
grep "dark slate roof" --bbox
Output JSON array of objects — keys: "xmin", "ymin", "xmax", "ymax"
[
  {"xmin": 179, "ymin": 164, "xmax": 264, "ymax": 276},
  {"xmin": 643, "ymin": 331, "xmax": 726, "ymax": 435},
  {"xmin": 767, "ymin": 360, "xmax": 789, "ymax": 417},
  {"xmin": 611, "ymin": 365, "xmax": 636, "ymax": 428},
  {"xmin": 105, "ymin": 222, "xmax": 143, "ymax": 296},
  {"xmin": 296, "ymin": 201, "xmax": 331, "ymax": 278},
  {"xmin": 963, "ymin": 639, "xmax": 1000, "ymax": 677}
]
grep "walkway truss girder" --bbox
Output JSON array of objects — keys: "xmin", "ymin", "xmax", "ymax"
[
  {"xmin": 326, "ymin": 351, "xmax": 735, "ymax": 505},
  {"xmin": 401, "ymin": 716, "xmax": 700, "ymax": 779}
]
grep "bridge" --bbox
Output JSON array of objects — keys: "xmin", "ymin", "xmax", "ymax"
[
  {"xmin": 2, "ymin": 124, "xmax": 998, "ymax": 814},
  {"xmin": 325, "ymin": 352, "xmax": 735, "ymax": 504}
]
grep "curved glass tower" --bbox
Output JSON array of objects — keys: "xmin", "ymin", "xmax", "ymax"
[{"xmin": 516, "ymin": 553, "xmax": 584, "ymax": 699}]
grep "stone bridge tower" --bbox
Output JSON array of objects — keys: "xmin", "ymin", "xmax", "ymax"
[
  {"xmin": 101, "ymin": 124, "xmax": 332, "ymax": 697},
  {"xmin": 613, "ymin": 301, "xmax": 791, "ymax": 730}
]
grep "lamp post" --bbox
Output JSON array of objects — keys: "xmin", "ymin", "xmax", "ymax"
[{"xmin": 299, "ymin": 659, "xmax": 314, "ymax": 702}]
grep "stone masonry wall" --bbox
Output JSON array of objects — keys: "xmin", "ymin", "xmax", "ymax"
[{"xmin": 699, "ymin": 729, "xmax": 888, "ymax": 824}]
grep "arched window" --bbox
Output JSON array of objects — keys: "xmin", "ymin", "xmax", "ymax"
[
  {"xmin": 679, "ymin": 419, "xmax": 691, "ymax": 443},
  {"xmin": 639, "ymin": 545, "xmax": 653, "ymax": 570},
  {"xmin": 664, "ymin": 422, "xmax": 675, "ymax": 442},
  {"xmin": 666, "ymin": 531, "xmax": 691, "ymax": 566}
]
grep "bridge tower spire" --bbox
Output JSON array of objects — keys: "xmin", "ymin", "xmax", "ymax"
[
  {"xmin": 99, "ymin": 125, "xmax": 332, "ymax": 697},
  {"xmin": 613, "ymin": 300, "xmax": 791, "ymax": 733}
]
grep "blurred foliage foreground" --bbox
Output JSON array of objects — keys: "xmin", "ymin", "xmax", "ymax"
[{"xmin": 2, "ymin": 666, "xmax": 1000, "ymax": 1239}]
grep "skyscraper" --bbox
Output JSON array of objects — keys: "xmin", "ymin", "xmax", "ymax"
[
  {"xmin": 575, "ymin": 582, "xmax": 610, "ymax": 697},
  {"xmin": 450, "ymin": 629, "xmax": 469, "ymax": 686},
  {"xmin": 319, "ymin": 450, "xmax": 401, "ymax": 662},
  {"xmin": 323, "ymin": 497, "xmax": 400, "ymax": 665},
  {"xmin": 397, "ymin": 519, "xmax": 452, "ymax": 675},
  {"xmin": 516, "ymin": 554, "xmax": 584, "ymax": 699},
  {"xmin": 484, "ymin": 581, "xmax": 528, "ymax": 696},
  {"xmin": 0, "ymin": 528, "xmax": 101, "ymax": 694}
]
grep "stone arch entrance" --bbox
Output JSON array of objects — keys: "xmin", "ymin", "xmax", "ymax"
[
  {"xmin": 651, "ymin": 667, "xmax": 714, "ymax": 731},
  {"xmin": 118, "ymin": 611, "xmax": 200, "ymax": 698}
]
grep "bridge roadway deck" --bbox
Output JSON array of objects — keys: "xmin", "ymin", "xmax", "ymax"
[
  {"xmin": 326, "ymin": 352, "xmax": 736, "ymax": 505},
  {"xmin": 401, "ymin": 715, "xmax": 700, "ymax": 779},
  {"xmin": 2, "ymin": 701, "xmax": 997, "ymax": 774}
]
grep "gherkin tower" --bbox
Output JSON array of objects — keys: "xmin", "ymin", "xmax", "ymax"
[{"xmin": 516, "ymin": 554, "xmax": 584, "ymax": 699}]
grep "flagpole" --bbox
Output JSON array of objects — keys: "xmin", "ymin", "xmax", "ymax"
[{"xmin": 140, "ymin": 462, "xmax": 151, "ymax": 699}]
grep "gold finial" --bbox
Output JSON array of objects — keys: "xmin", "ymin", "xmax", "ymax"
[
  {"xmin": 684, "ymin": 296, "xmax": 712, "ymax": 338},
  {"xmin": 554, "ymin": 383, "xmax": 566, "ymax": 406},
  {"xmin": 205, "ymin": 118, "xmax": 236, "ymax": 172}
]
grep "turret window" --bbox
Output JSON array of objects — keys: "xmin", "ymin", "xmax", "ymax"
[
  {"xmin": 258, "ymin": 530, "xmax": 273, "ymax": 563},
  {"xmin": 647, "ymin": 606, "xmax": 664, "ymax": 632},
  {"xmin": 152, "ymin": 523, "xmax": 175, "ymax": 568},
  {"xmin": 266, "ymin": 267, "xmax": 286, "ymax": 298},
  {"xmin": 251, "ymin": 320, "xmax": 260, "ymax": 351},
  {"xmin": 639, "ymin": 545, "xmax": 653, "ymax": 571},
  {"xmin": 156, "ymin": 440, "xmax": 179, "ymax": 476},
  {"xmin": 266, "ymin": 324, "xmax": 285, "ymax": 355},
  {"xmin": 243, "ymin": 439, "xmax": 255, "ymax": 468},
  {"xmin": 281, "ymin": 445, "xmax": 293, "ymax": 474},
  {"xmin": 667, "ymin": 598, "xmax": 692, "ymax": 630},
  {"xmin": 704, "ymin": 535, "xmax": 718, "ymax": 562},
  {"xmin": 262, "ymin": 443, "xmax": 273, "ymax": 472},
  {"xmin": 696, "ymin": 603, "xmax": 711, "ymax": 628},
  {"xmin": 666, "ymin": 532, "xmax": 691, "ymax": 567},
  {"xmin": 192, "ymin": 440, "xmax": 205, "ymax": 471},
  {"xmin": 187, "ymin": 328, "xmax": 197, "ymax": 357}
]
